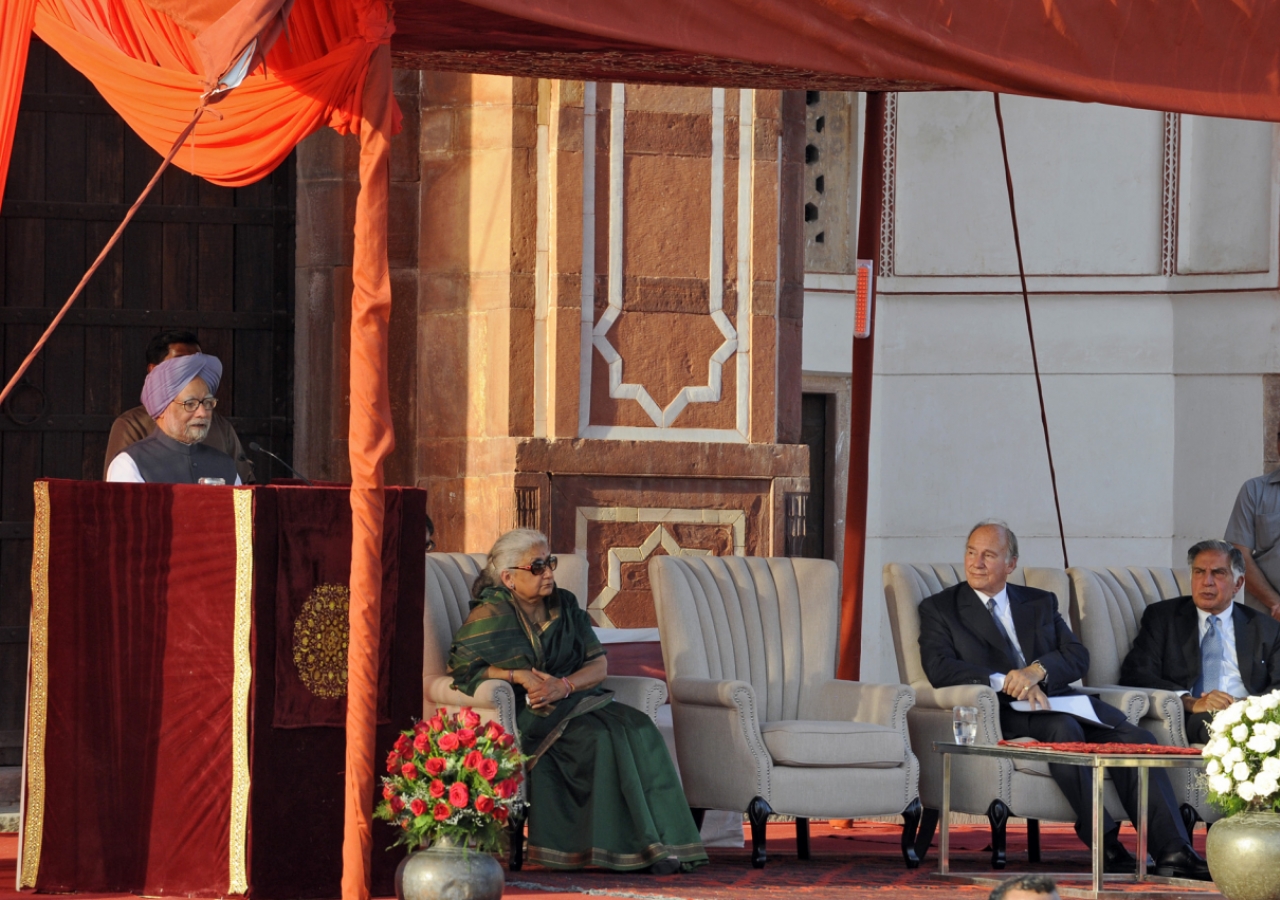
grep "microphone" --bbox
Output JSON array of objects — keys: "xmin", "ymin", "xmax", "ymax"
[{"xmin": 249, "ymin": 442, "xmax": 312, "ymax": 486}]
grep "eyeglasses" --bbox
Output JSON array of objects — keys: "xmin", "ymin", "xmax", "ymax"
[
  {"xmin": 172, "ymin": 397, "xmax": 217, "ymax": 413},
  {"xmin": 508, "ymin": 556, "xmax": 558, "ymax": 576}
]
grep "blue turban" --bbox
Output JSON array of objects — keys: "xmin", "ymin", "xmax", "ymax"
[{"xmin": 141, "ymin": 353, "xmax": 223, "ymax": 419}]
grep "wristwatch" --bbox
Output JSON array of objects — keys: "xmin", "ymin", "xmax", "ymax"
[{"xmin": 1030, "ymin": 660, "xmax": 1048, "ymax": 685}]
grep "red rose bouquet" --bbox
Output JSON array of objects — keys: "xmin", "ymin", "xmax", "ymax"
[{"xmin": 375, "ymin": 707, "xmax": 526, "ymax": 852}]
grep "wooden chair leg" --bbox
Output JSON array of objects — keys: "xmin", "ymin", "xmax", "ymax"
[
  {"xmin": 747, "ymin": 797, "xmax": 773, "ymax": 869},
  {"xmin": 1026, "ymin": 818, "xmax": 1041, "ymax": 863},
  {"xmin": 986, "ymin": 799, "xmax": 1010, "ymax": 870},
  {"xmin": 914, "ymin": 807, "xmax": 940, "ymax": 863},
  {"xmin": 795, "ymin": 817, "xmax": 810, "ymax": 860},
  {"xmin": 900, "ymin": 798, "xmax": 922, "ymax": 868}
]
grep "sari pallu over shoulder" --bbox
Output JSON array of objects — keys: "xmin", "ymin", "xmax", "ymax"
[{"xmin": 448, "ymin": 586, "xmax": 610, "ymax": 760}]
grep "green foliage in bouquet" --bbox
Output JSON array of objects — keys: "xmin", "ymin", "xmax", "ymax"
[
  {"xmin": 1202, "ymin": 689, "xmax": 1280, "ymax": 817},
  {"xmin": 375, "ymin": 707, "xmax": 527, "ymax": 852}
]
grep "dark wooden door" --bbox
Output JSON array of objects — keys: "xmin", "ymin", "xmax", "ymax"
[
  {"xmin": 0, "ymin": 38, "xmax": 296, "ymax": 765},
  {"xmin": 800, "ymin": 393, "xmax": 830, "ymax": 560}
]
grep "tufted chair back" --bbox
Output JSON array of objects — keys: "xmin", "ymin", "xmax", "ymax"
[
  {"xmin": 651, "ymin": 555, "xmax": 839, "ymax": 723},
  {"xmin": 422, "ymin": 552, "xmax": 590, "ymax": 681},
  {"xmin": 1067, "ymin": 567, "xmax": 1190, "ymax": 686},
  {"xmin": 883, "ymin": 564, "xmax": 1072, "ymax": 691}
]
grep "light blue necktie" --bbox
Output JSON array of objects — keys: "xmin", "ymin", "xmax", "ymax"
[{"xmin": 1198, "ymin": 615, "xmax": 1223, "ymax": 695}]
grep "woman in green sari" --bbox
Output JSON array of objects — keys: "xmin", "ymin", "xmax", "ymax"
[{"xmin": 448, "ymin": 529, "xmax": 708, "ymax": 873}]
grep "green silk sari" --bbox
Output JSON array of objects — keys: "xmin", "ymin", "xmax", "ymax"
[{"xmin": 449, "ymin": 586, "xmax": 708, "ymax": 871}]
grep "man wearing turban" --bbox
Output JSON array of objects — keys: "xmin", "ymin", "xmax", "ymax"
[
  {"xmin": 102, "ymin": 331, "xmax": 253, "ymax": 483},
  {"xmin": 105, "ymin": 352, "xmax": 241, "ymax": 485}
]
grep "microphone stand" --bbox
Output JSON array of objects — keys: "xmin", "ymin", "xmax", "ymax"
[{"xmin": 249, "ymin": 442, "xmax": 313, "ymax": 486}]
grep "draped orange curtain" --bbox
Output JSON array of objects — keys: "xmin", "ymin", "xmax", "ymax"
[
  {"xmin": 0, "ymin": 2, "xmax": 398, "ymax": 897},
  {"xmin": 25, "ymin": 0, "xmax": 399, "ymax": 187},
  {"xmin": 0, "ymin": 0, "xmax": 38, "ymax": 209}
]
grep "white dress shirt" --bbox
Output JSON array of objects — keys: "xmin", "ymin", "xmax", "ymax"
[
  {"xmin": 1195, "ymin": 602, "xmax": 1245, "ymax": 698},
  {"xmin": 975, "ymin": 586, "xmax": 1025, "ymax": 692}
]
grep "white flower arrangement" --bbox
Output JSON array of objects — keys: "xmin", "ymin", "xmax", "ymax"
[{"xmin": 1202, "ymin": 688, "xmax": 1280, "ymax": 816}]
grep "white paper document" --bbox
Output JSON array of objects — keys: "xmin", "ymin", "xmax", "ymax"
[{"xmin": 1009, "ymin": 694, "xmax": 1112, "ymax": 729}]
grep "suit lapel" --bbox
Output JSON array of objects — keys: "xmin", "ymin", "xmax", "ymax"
[
  {"xmin": 1007, "ymin": 584, "xmax": 1037, "ymax": 662},
  {"xmin": 959, "ymin": 584, "xmax": 1012, "ymax": 661},
  {"xmin": 1233, "ymin": 604, "xmax": 1257, "ymax": 693},
  {"xmin": 1178, "ymin": 600, "xmax": 1201, "ymax": 688}
]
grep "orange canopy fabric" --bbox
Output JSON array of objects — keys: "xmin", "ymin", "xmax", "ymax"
[
  {"xmin": 0, "ymin": 0, "xmax": 38, "ymax": 213},
  {"xmin": 393, "ymin": 0, "xmax": 1280, "ymax": 121},
  {"xmin": 8, "ymin": 0, "xmax": 400, "ymax": 195}
]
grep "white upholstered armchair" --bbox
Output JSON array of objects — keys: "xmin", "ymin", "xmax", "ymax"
[
  {"xmin": 422, "ymin": 552, "xmax": 669, "ymax": 868},
  {"xmin": 1068, "ymin": 566, "xmax": 1209, "ymax": 827},
  {"xmin": 884, "ymin": 563, "xmax": 1149, "ymax": 868},
  {"xmin": 650, "ymin": 555, "xmax": 922, "ymax": 869}
]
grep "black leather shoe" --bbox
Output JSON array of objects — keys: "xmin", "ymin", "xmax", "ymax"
[
  {"xmin": 1103, "ymin": 839, "xmax": 1137, "ymax": 874},
  {"xmin": 1154, "ymin": 845, "xmax": 1211, "ymax": 881}
]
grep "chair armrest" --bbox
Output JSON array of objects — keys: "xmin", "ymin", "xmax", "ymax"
[
  {"xmin": 602, "ymin": 675, "xmax": 667, "ymax": 722},
  {"xmin": 423, "ymin": 675, "xmax": 519, "ymax": 733},
  {"xmin": 810, "ymin": 680, "xmax": 915, "ymax": 730},
  {"xmin": 669, "ymin": 675, "xmax": 756, "ymax": 709},
  {"xmin": 667, "ymin": 676, "xmax": 771, "ymax": 808},
  {"xmin": 914, "ymin": 683, "xmax": 999, "ymax": 711},
  {"xmin": 1143, "ymin": 689, "xmax": 1189, "ymax": 744},
  {"xmin": 1078, "ymin": 684, "xmax": 1150, "ymax": 725},
  {"xmin": 1090, "ymin": 684, "xmax": 1187, "ymax": 745}
]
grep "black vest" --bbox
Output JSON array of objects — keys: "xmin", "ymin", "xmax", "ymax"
[{"xmin": 122, "ymin": 431, "xmax": 239, "ymax": 485}]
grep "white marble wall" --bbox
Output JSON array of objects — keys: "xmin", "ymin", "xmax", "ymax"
[{"xmin": 802, "ymin": 92, "xmax": 1280, "ymax": 685}]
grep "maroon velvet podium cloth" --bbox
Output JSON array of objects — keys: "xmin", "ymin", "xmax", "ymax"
[{"xmin": 18, "ymin": 480, "xmax": 425, "ymax": 898}]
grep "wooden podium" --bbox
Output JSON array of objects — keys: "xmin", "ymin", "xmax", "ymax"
[{"xmin": 17, "ymin": 480, "xmax": 426, "ymax": 898}]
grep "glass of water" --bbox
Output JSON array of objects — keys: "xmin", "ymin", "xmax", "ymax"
[{"xmin": 952, "ymin": 705, "xmax": 978, "ymax": 745}]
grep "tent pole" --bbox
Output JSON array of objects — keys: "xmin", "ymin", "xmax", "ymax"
[
  {"xmin": 837, "ymin": 91, "xmax": 886, "ymax": 681},
  {"xmin": 342, "ymin": 43, "xmax": 396, "ymax": 900}
]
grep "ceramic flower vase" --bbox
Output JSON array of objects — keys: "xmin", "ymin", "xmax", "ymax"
[
  {"xmin": 1206, "ymin": 810, "xmax": 1280, "ymax": 900},
  {"xmin": 394, "ymin": 836, "xmax": 504, "ymax": 900}
]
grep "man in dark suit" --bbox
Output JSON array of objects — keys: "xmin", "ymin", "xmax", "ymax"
[
  {"xmin": 1120, "ymin": 540, "xmax": 1280, "ymax": 744},
  {"xmin": 919, "ymin": 521, "xmax": 1209, "ymax": 879}
]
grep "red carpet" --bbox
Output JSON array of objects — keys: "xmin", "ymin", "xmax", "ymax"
[{"xmin": 0, "ymin": 823, "xmax": 1220, "ymax": 899}]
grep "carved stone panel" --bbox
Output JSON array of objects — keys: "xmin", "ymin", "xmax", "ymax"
[{"xmin": 549, "ymin": 475, "xmax": 768, "ymax": 626}]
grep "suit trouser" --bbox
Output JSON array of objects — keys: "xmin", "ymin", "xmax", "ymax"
[
  {"xmin": 1185, "ymin": 711, "xmax": 1213, "ymax": 745},
  {"xmin": 1000, "ymin": 697, "xmax": 1190, "ymax": 856}
]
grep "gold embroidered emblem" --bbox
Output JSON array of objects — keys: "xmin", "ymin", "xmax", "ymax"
[{"xmin": 292, "ymin": 583, "xmax": 350, "ymax": 698}]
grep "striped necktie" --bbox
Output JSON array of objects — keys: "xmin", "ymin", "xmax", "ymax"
[{"xmin": 987, "ymin": 598, "xmax": 1026, "ymax": 669}]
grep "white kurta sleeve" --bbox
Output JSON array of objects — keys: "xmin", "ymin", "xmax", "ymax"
[{"xmin": 105, "ymin": 453, "xmax": 145, "ymax": 483}]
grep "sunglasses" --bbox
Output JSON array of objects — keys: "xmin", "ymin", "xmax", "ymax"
[{"xmin": 508, "ymin": 556, "xmax": 558, "ymax": 576}]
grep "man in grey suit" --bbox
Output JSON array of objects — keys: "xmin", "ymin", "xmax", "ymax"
[{"xmin": 1121, "ymin": 540, "xmax": 1280, "ymax": 744}]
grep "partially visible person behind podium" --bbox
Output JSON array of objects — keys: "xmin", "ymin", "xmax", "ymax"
[
  {"xmin": 918, "ymin": 520, "xmax": 1209, "ymax": 879},
  {"xmin": 447, "ymin": 529, "xmax": 707, "ymax": 873},
  {"xmin": 105, "ymin": 353, "xmax": 241, "ymax": 485},
  {"xmin": 1120, "ymin": 540, "xmax": 1280, "ymax": 743},
  {"xmin": 102, "ymin": 330, "xmax": 253, "ymax": 483}
]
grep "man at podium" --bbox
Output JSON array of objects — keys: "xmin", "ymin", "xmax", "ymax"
[{"xmin": 105, "ymin": 352, "xmax": 241, "ymax": 485}]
